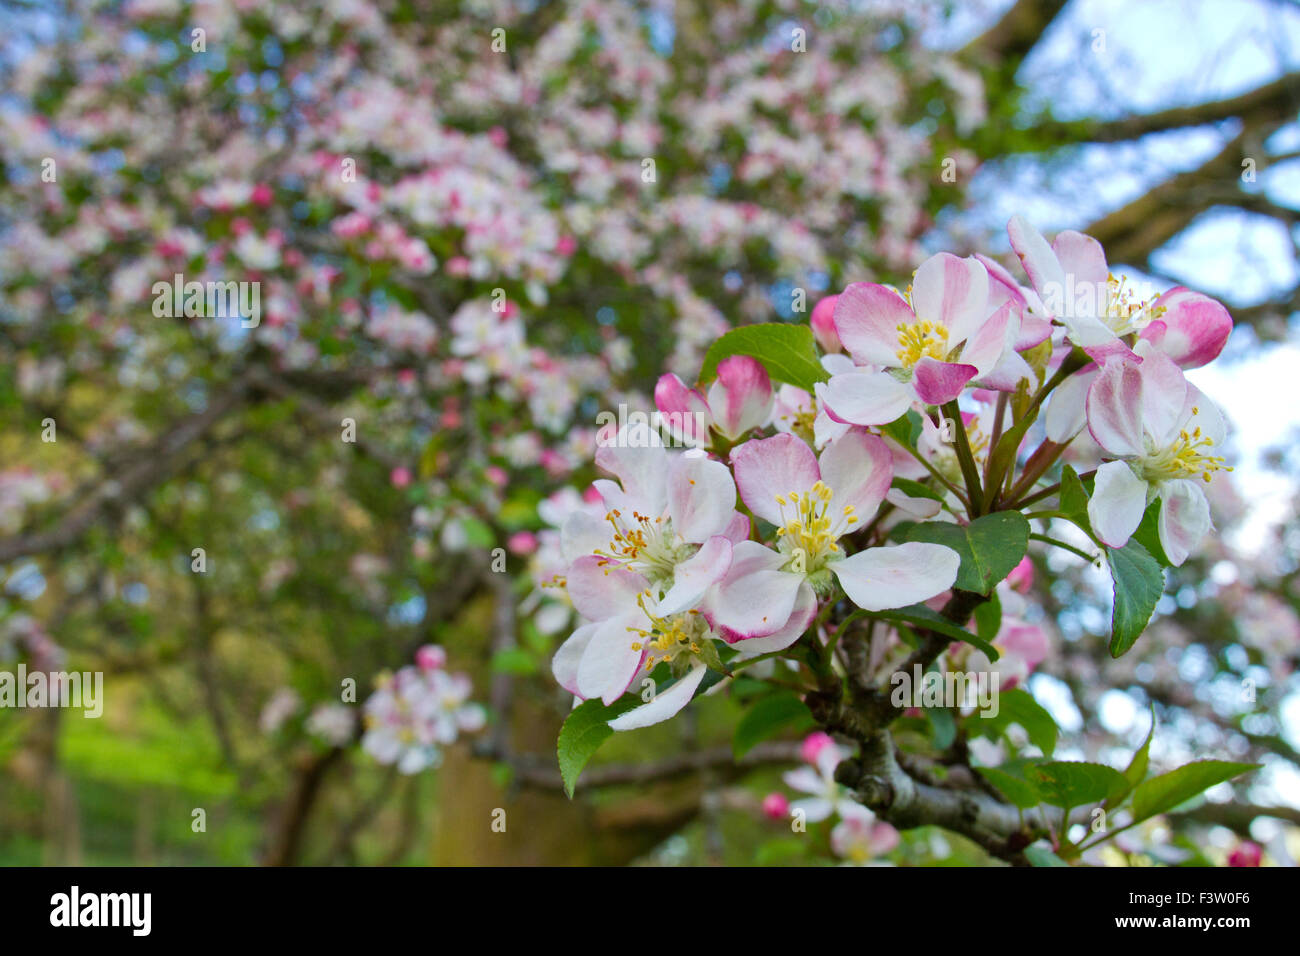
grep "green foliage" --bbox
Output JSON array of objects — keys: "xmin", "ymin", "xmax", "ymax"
[
  {"xmin": 697, "ymin": 324, "xmax": 828, "ymax": 393},
  {"xmin": 732, "ymin": 691, "xmax": 815, "ymax": 759},
  {"xmin": 898, "ymin": 511, "xmax": 1030, "ymax": 595},
  {"xmin": 1129, "ymin": 761, "xmax": 1260, "ymax": 825},
  {"xmin": 557, "ymin": 696, "xmax": 641, "ymax": 798},
  {"xmin": 1026, "ymin": 761, "xmax": 1129, "ymax": 809},
  {"xmin": 979, "ymin": 688, "xmax": 1058, "ymax": 757},
  {"xmin": 867, "ymin": 603, "xmax": 999, "ymax": 660},
  {"xmin": 1106, "ymin": 539, "xmax": 1165, "ymax": 657}
]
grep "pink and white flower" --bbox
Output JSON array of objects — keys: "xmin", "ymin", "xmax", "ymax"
[
  {"xmin": 1084, "ymin": 344, "xmax": 1229, "ymax": 565},
  {"xmin": 654, "ymin": 354, "xmax": 773, "ymax": 447},
  {"xmin": 1008, "ymin": 215, "xmax": 1231, "ymax": 367},
  {"xmin": 551, "ymin": 423, "xmax": 747, "ymax": 707},
  {"xmin": 818, "ymin": 253, "xmax": 1024, "ymax": 425},
  {"xmin": 712, "ymin": 431, "xmax": 960, "ymax": 638}
]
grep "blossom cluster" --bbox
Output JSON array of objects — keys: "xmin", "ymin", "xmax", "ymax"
[
  {"xmin": 361, "ymin": 645, "xmax": 487, "ymax": 774},
  {"xmin": 546, "ymin": 215, "xmax": 1234, "ymax": 732}
]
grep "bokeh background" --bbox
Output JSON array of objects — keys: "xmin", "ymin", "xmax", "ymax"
[{"xmin": 1, "ymin": 0, "xmax": 1298, "ymax": 865}]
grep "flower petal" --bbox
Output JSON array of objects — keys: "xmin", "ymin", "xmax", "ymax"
[
  {"xmin": 912, "ymin": 253, "xmax": 990, "ymax": 346},
  {"xmin": 668, "ymin": 450, "xmax": 738, "ymax": 543},
  {"xmin": 704, "ymin": 541, "xmax": 803, "ymax": 641},
  {"xmin": 594, "ymin": 423, "xmax": 668, "ymax": 514},
  {"xmin": 958, "ymin": 300, "xmax": 1016, "ymax": 377},
  {"xmin": 566, "ymin": 555, "xmax": 648, "ymax": 622},
  {"xmin": 833, "ymin": 282, "xmax": 915, "ymax": 367},
  {"xmin": 731, "ymin": 582, "xmax": 818, "ymax": 659},
  {"xmin": 1088, "ymin": 460, "xmax": 1148, "ymax": 549},
  {"xmin": 657, "ymin": 535, "xmax": 732, "ymax": 616},
  {"xmin": 1141, "ymin": 287, "xmax": 1232, "ymax": 369},
  {"xmin": 1044, "ymin": 366, "xmax": 1097, "ymax": 442},
  {"xmin": 1007, "ymin": 215, "xmax": 1064, "ymax": 296},
  {"xmin": 731, "ymin": 433, "xmax": 820, "ymax": 525},
  {"xmin": 608, "ymin": 661, "xmax": 707, "ymax": 731},
  {"xmin": 912, "ymin": 357, "xmax": 978, "ymax": 406},
  {"xmin": 817, "ymin": 369, "xmax": 915, "ymax": 426},
  {"xmin": 1086, "ymin": 360, "xmax": 1146, "ymax": 457},
  {"xmin": 810, "ymin": 294, "xmax": 842, "ymax": 352},
  {"xmin": 817, "ymin": 429, "xmax": 892, "ymax": 530},
  {"xmin": 1052, "ymin": 229, "xmax": 1109, "ymax": 288},
  {"xmin": 576, "ymin": 611, "xmax": 645, "ymax": 704},
  {"xmin": 1157, "ymin": 478, "xmax": 1211, "ymax": 567},
  {"xmin": 708, "ymin": 355, "xmax": 774, "ymax": 439},
  {"xmin": 654, "ymin": 373, "xmax": 712, "ymax": 445},
  {"xmin": 552, "ymin": 622, "xmax": 598, "ymax": 696},
  {"xmin": 561, "ymin": 509, "xmax": 609, "ymax": 564},
  {"xmin": 1133, "ymin": 340, "xmax": 1189, "ymax": 446},
  {"xmin": 831, "ymin": 542, "xmax": 961, "ymax": 612}
]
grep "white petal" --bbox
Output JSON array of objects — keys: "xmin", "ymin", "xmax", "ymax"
[
  {"xmin": 1157, "ymin": 479, "xmax": 1211, "ymax": 567},
  {"xmin": 1044, "ymin": 367, "xmax": 1096, "ymax": 443},
  {"xmin": 1088, "ymin": 460, "xmax": 1149, "ymax": 549},
  {"xmin": 817, "ymin": 371, "xmax": 914, "ymax": 428},
  {"xmin": 668, "ymin": 451, "xmax": 738, "ymax": 543},
  {"xmin": 732, "ymin": 582, "xmax": 818, "ymax": 658},
  {"xmin": 832, "ymin": 542, "xmax": 960, "ymax": 612},
  {"xmin": 552, "ymin": 621, "xmax": 598, "ymax": 696},
  {"xmin": 607, "ymin": 662, "xmax": 708, "ymax": 731},
  {"xmin": 656, "ymin": 535, "xmax": 732, "ymax": 616},
  {"xmin": 576, "ymin": 612, "xmax": 645, "ymax": 704}
]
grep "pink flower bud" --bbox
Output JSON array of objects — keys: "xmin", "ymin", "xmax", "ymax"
[
  {"xmin": 762, "ymin": 793, "xmax": 790, "ymax": 821},
  {"xmin": 415, "ymin": 645, "xmax": 446, "ymax": 672},
  {"xmin": 390, "ymin": 466, "xmax": 412, "ymax": 488},
  {"xmin": 811, "ymin": 294, "xmax": 842, "ymax": 353},
  {"xmin": 1006, "ymin": 556, "xmax": 1034, "ymax": 593},
  {"xmin": 507, "ymin": 531, "xmax": 537, "ymax": 555},
  {"xmin": 801, "ymin": 731, "xmax": 835, "ymax": 767},
  {"xmin": 1228, "ymin": 841, "xmax": 1263, "ymax": 867}
]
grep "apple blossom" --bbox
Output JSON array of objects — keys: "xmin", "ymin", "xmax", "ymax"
[
  {"xmin": 654, "ymin": 354, "xmax": 774, "ymax": 447},
  {"xmin": 1085, "ymin": 343, "xmax": 1230, "ymax": 565},
  {"xmin": 818, "ymin": 253, "xmax": 1025, "ymax": 425},
  {"xmin": 717, "ymin": 430, "xmax": 960, "ymax": 633},
  {"xmin": 1008, "ymin": 215, "xmax": 1231, "ymax": 367}
]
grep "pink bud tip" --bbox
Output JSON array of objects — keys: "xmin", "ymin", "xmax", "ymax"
[
  {"xmin": 801, "ymin": 731, "xmax": 835, "ymax": 766},
  {"xmin": 415, "ymin": 645, "xmax": 446, "ymax": 671},
  {"xmin": 762, "ymin": 793, "xmax": 790, "ymax": 821}
]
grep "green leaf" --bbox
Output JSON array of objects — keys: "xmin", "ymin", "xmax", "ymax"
[
  {"xmin": 987, "ymin": 408, "xmax": 1040, "ymax": 492},
  {"xmin": 927, "ymin": 706, "xmax": 957, "ymax": 750},
  {"xmin": 974, "ymin": 590, "xmax": 1002, "ymax": 645},
  {"xmin": 698, "ymin": 324, "xmax": 828, "ymax": 393},
  {"xmin": 882, "ymin": 410, "xmax": 924, "ymax": 449},
  {"xmin": 1131, "ymin": 499, "xmax": 1173, "ymax": 567},
  {"xmin": 1130, "ymin": 760, "xmax": 1260, "ymax": 824},
  {"xmin": 1024, "ymin": 843, "xmax": 1070, "ymax": 867},
  {"xmin": 982, "ymin": 688, "xmax": 1057, "ymax": 757},
  {"xmin": 900, "ymin": 511, "xmax": 1030, "ymax": 595},
  {"xmin": 977, "ymin": 761, "xmax": 1043, "ymax": 809},
  {"xmin": 557, "ymin": 696, "xmax": 641, "ymax": 798},
  {"xmin": 1026, "ymin": 761, "xmax": 1129, "ymax": 809},
  {"xmin": 891, "ymin": 476, "xmax": 945, "ymax": 503},
  {"xmin": 1106, "ymin": 538, "xmax": 1165, "ymax": 657},
  {"xmin": 1121, "ymin": 710, "xmax": 1157, "ymax": 794},
  {"xmin": 489, "ymin": 648, "xmax": 537, "ymax": 676},
  {"xmin": 868, "ymin": 603, "xmax": 999, "ymax": 660},
  {"xmin": 1058, "ymin": 464, "xmax": 1093, "ymax": 536},
  {"xmin": 732, "ymin": 691, "xmax": 815, "ymax": 759}
]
